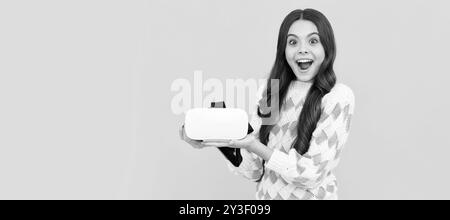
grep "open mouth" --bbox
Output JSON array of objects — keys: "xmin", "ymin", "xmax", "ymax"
[{"xmin": 296, "ymin": 59, "xmax": 314, "ymax": 71}]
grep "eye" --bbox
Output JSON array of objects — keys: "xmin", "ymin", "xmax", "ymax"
[
  {"xmin": 309, "ymin": 38, "xmax": 319, "ymax": 45},
  {"xmin": 288, "ymin": 39, "xmax": 297, "ymax": 46}
]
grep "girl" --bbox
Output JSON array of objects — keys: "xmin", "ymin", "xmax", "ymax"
[{"xmin": 180, "ymin": 8, "xmax": 355, "ymax": 200}]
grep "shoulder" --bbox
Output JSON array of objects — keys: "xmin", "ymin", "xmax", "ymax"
[
  {"xmin": 322, "ymin": 83, "xmax": 355, "ymax": 114},
  {"xmin": 324, "ymin": 83, "xmax": 354, "ymax": 102}
]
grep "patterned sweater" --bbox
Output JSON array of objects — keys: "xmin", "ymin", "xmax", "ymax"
[{"xmin": 226, "ymin": 80, "xmax": 355, "ymax": 200}]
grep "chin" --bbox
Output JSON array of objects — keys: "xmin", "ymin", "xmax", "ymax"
[{"xmin": 295, "ymin": 73, "xmax": 314, "ymax": 82}]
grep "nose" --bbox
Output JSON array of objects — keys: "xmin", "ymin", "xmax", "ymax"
[
  {"xmin": 298, "ymin": 46, "xmax": 309, "ymax": 55},
  {"xmin": 298, "ymin": 42, "xmax": 309, "ymax": 55}
]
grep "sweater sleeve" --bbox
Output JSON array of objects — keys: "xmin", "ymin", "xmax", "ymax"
[
  {"xmin": 226, "ymin": 83, "xmax": 265, "ymax": 181},
  {"xmin": 265, "ymin": 84, "xmax": 355, "ymax": 189}
]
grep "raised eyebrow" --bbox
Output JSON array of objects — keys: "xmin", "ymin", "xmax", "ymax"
[
  {"xmin": 287, "ymin": 32, "xmax": 319, "ymax": 38},
  {"xmin": 307, "ymin": 32, "xmax": 320, "ymax": 38}
]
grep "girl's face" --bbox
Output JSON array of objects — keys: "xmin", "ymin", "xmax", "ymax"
[{"xmin": 285, "ymin": 19, "xmax": 325, "ymax": 82}]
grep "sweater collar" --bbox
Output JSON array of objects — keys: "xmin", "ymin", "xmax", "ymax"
[{"xmin": 289, "ymin": 80, "xmax": 312, "ymax": 104}]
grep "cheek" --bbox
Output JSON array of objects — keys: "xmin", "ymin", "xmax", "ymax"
[
  {"xmin": 314, "ymin": 47, "xmax": 326, "ymax": 65},
  {"xmin": 285, "ymin": 47, "xmax": 296, "ymax": 60}
]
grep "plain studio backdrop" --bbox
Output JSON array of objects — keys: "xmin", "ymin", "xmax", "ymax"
[{"xmin": 0, "ymin": 0, "xmax": 449, "ymax": 199}]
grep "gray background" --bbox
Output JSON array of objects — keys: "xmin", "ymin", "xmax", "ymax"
[{"xmin": 1, "ymin": 0, "xmax": 449, "ymax": 199}]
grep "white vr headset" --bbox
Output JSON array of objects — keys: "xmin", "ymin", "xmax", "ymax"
[{"xmin": 184, "ymin": 108, "xmax": 249, "ymax": 141}]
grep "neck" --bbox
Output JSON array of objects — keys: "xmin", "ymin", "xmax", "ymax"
[{"xmin": 292, "ymin": 79, "xmax": 313, "ymax": 91}]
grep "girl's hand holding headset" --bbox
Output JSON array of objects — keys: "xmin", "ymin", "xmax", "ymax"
[
  {"xmin": 179, "ymin": 124, "xmax": 257, "ymax": 150},
  {"xmin": 202, "ymin": 135, "xmax": 257, "ymax": 150},
  {"xmin": 179, "ymin": 124, "xmax": 204, "ymax": 149}
]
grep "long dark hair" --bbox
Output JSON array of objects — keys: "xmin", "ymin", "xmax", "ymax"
[{"xmin": 258, "ymin": 9, "xmax": 337, "ymax": 155}]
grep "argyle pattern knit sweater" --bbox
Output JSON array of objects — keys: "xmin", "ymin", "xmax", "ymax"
[{"xmin": 226, "ymin": 80, "xmax": 355, "ymax": 200}]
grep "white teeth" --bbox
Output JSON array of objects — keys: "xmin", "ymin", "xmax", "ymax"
[{"xmin": 296, "ymin": 59, "xmax": 313, "ymax": 63}]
